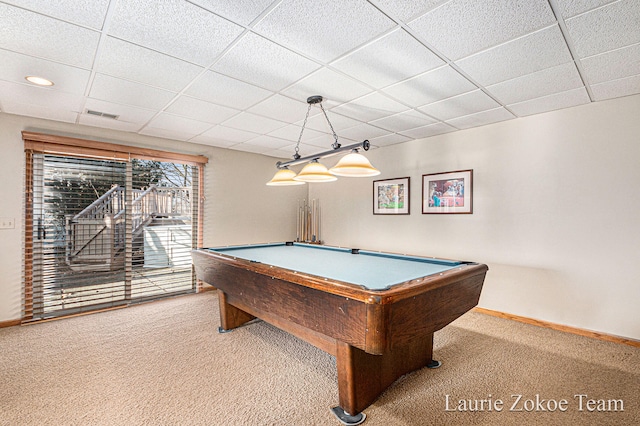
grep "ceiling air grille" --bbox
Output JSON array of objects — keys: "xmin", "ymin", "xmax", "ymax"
[{"xmin": 86, "ymin": 109, "xmax": 119, "ymax": 120}]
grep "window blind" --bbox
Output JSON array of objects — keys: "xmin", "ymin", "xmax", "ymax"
[{"xmin": 23, "ymin": 132, "xmax": 207, "ymax": 321}]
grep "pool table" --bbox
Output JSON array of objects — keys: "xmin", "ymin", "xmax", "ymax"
[{"xmin": 192, "ymin": 242, "xmax": 488, "ymax": 425}]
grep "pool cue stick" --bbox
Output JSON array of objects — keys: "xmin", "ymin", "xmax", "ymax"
[
  {"xmin": 303, "ymin": 198, "xmax": 307, "ymax": 242},
  {"xmin": 312, "ymin": 199, "xmax": 316, "ymax": 242},
  {"xmin": 300, "ymin": 200, "xmax": 305, "ymax": 242},
  {"xmin": 307, "ymin": 200, "xmax": 311, "ymax": 242},
  {"xmin": 296, "ymin": 200, "xmax": 300, "ymax": 242},
  {"xmin": 316, "ymin": 200, "xmax": 321, "ymax": 244},
  {"xmin": 308, "ymin": 199, "xmax": 312, "ymax": 242},
  {"xmin": 313, "ymin": 199, "xmax": 317, "ymax": 243}
]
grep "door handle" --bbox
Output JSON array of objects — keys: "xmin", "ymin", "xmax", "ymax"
[{"xmin": 37, "ymin": 218, "xmax": 46, "ymax": 240}]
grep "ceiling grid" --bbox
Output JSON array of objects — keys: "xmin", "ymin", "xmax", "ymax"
[{"xmin": 0, "ymin": 0, "xmax": 638, "ymax": 158}]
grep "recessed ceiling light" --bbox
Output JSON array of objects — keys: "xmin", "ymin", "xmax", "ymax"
[{"xmin": 25, "ymin": 76, "xmax": 54, "ymax": 86}]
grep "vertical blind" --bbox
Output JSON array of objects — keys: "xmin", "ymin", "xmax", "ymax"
[{"xmin": 23, "ymin": 132, "xmax": 207, "ymax": 321}]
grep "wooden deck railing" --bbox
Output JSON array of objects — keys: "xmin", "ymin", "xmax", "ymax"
[{"xmin": 66, "ymin": 185, "xmax": 191, "ymax": 270}]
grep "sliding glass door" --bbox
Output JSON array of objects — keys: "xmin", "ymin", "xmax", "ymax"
[{"xmin": 27, "ymin": 153, "xmax": 200, "ymax": 320}]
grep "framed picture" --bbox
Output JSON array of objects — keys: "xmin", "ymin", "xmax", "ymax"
[
  {"xmin": 422, "ymin": 170, "xmax": 473, "ymax": 214},
  {"xmin": 373, "ymin": 177, "xmax": 410, "ymax": 215}
]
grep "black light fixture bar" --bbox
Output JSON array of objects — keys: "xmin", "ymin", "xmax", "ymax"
[{"xmin": 276, "ymin": 140, "xmax": 371, "ymax": 169}]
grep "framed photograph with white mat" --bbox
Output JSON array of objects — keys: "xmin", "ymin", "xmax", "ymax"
[
  {"xmin": 422, "ymin": 170, "xmax": 473, "ymax": 214},
  {"xmin": 373, "ymin": 177, "xmax": 410, "ymax": 215}
]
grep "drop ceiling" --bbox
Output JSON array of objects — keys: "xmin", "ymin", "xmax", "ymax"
[{"xmin": 1, "ymin": 0, "xmax": 639, "ymax": 158}]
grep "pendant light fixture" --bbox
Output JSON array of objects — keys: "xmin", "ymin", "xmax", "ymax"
[
  {"xmin": 329, "ymin": 150, "xmax": 380, "ymax": 177},
  {"xmin": 266, "ymin": 95, "xmax": 380, "ymax": 185},
  {"xmin": 266, "ymin": 167, "xmax": 305, "ymax": 186},
  {"xmin": 294, "ymin": 160, "xmax": 337, "ymax": 182}
]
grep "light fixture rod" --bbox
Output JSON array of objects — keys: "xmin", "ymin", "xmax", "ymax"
[{"xmin": 276, "ymin": 140, "xmax": 370, "ymax": 169}]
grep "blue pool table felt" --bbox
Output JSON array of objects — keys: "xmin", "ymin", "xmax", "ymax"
[{"xmin": 206, "ymin": 243, "xmax": 461, "ymax": 291}]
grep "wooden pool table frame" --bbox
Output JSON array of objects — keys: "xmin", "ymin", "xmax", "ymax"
[{"xmin": 192, "ymin": 244, "xmax": 488, "ymax": 423}]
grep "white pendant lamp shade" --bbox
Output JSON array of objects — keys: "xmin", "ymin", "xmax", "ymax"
[
  {"xmin": 329, "ymin": 152, "xmax": 380, "ymax": 177},
  {"xmin": 266, "ymin": 168, "xmax": 305, "ymax": 186},
  {"xmin": 293, "ymin": 160, "xmax": 337, "ymax": 182}
]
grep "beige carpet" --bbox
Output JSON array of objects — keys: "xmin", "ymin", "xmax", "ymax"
[{"xmin": 1, "ymin": 291, "xmax": 637, "ymax": 425}]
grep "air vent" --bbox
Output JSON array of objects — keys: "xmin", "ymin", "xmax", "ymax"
[{"xmin": 85, "ymin": 109, "xmax": 119, "ymax": 120}]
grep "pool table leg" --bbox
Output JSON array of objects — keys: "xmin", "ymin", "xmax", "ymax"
[
  {"xmin": 217, "ymin": 290, "xmax": 255, "ymax": 333},
  {"xmin": 334, "ymin": 333, "xmax": 437, "ymax": 421}
]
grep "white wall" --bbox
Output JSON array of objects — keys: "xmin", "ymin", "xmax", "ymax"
[
  {"xmin": 310, "ymin": 94, "xmax": 640, "ymax": 340},
  {"xmin": 0, "ymin": 113, "xmax": 306, "ymax": 322},
  {"xmin": 3, "ymin": 95, "xmax": 639, "ymax": 340}
]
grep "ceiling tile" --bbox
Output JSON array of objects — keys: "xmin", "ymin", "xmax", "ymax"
[
  {"xmin": 338, "ymin": 123, "xmax": 391, "ymax": 141},
  {"xmin": 590, "ymin": 74, "xmax": 640, "ymax": 101},
  {"xmin": 189, "ymin": 134, "xmax": 238, "ymax": 149},
  {"xmin": 2, "ymin": 0, "xmax": 110, "ymax": 29},
  {"xmin": 508, "ymin": 87, "xmax": 590, "ymax": 117},
  {"xmin": 108, "ymin": 0, "xmax": 243, "ymax": 66},
  {"xmin": 581, "ymin": 42, "xmax": 640, "ymax": 84},
  {"xmin": 399, "ymin": 122, "xmax": 456, "ymax": 139},
  {"xmin": 89, "ymin": 74, "xmax": 177, "ymax": 110},
  {"xmin": 554, "ymin": 0, "xmax": 616, "ymax": 19},
  {"xmin": 0, "ymin": 80, "xmax": 83, "ymax": 112},
  {"xmin": 368, "ymin": 133, "xmax": 411, "ymax": 148},
  {"xmin": 144, "ymin": 112, "xmax": 214, "ymax": 138},
  {"xmin": 331, "ymin": 92, "xmax": 409, "ymax": 121},
  {"xmin": 221, "ymin": 112, "xmax": 287, "ymax": 134},
  {"xmin": 331, "ymin": 28, "xmax": 445, "ymax": 89},
  {"xmin": 281, "ymin": 67, "xmax": 372, "ymax": 104},
  {"xmin": 446, "ymin": 107, "xmax": 515, "ymax": 130},
  {"xmin": 189, "ymin": 0, "xmax": 274, "ymax": 25},
  {"xmin": 83, "ymin": 98, "xmax": 157, "ymax": 124},
  {"xmin": 95, "ymin": 37, "xmax": 204, "ymax": 92},
  {"xmin": 140, "ymin": 127, "xmax": 201, "ymax": 141},
  {"xmin": 565, "ymin": 0, "xmax": 640, "ymax": 58},
  {"xmin": 247, "ymin": 95, "xmax": 311, "ymax": 122},
  {"xmin": 244, "ymin": 134, "xmax": 292, "ymax": 149},
  {"xmin": 369, "ymin": 109, "xmax": 437, "ymax": 132},
  {"xmin": 408, "ymin": 0, "xmax": 555, "ymax": 60},
  {"xmin": 0, "ymin": 3, "xmax": 100, "ymax": 68},
  {"xmin": 418, "ymin": 89, "xmax": 500, "ymax": 121},
  {"xmin": 301, "ymin": 110, "xmax": 362, "ymax": 132},
  {"xmin": 0, "ymin": 49, "xmax": 90, "ymax": 95},
  {"xmin": 382, "ymin": 65, "xmax": 477, "ymax": 108},
  {"xmin": 486, "ymin": 62, "xmax": 584, "ymax": 105},
  {"xmin": 372, "ymin": 0, "xmax": 450, "ymax": 23},
  {"xmin": 1, "ymin": 98, "xmax": 79, "ymax": 123},
  {"xmin": 198, "ymin": 125, "xmax": 261, "ymax": 143},
  {"xmin": 304, "ymin": 133, "xmax": 353, "ymax": 150},
  {"xmin": 265, "ymin": 145, "xmax": 300, "ymax": 159},
  {"xmin": 456, "ymin": 25, "xmax": 572, "ymax": 86},
  {"xmin": 165, "ymin": 96, "xmax": 240, "ymax": 124},
  {"xmin": 185, "ymin": 70, "xmax": 273, "ymax": 109},
  {"xmin": 213, "ymin": 32, "xmax": 320, "ymax": 91},
  {"xmin": 267, "ymin": 124, "xmax": 325, "ymax": 142},
  {"xmin": 228, "ymin": 143, "xmax": 272, "ymax": 154},
  {"xmin": 254, "ymin": 0, "xmax": 395, "ymax": 62},
  {"xmin": 78, "ymin": 113, "xmax": 145, "ymax": 132}
]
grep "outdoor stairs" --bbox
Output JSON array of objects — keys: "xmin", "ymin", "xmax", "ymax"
[{"xmin": 65, "ymin": 185, "xmax": 191, "ymax": 271}]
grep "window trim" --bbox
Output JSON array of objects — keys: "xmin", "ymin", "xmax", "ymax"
[{"xmin": 22, "ymin": 131, "xmax": 209, "ymax": 166}]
